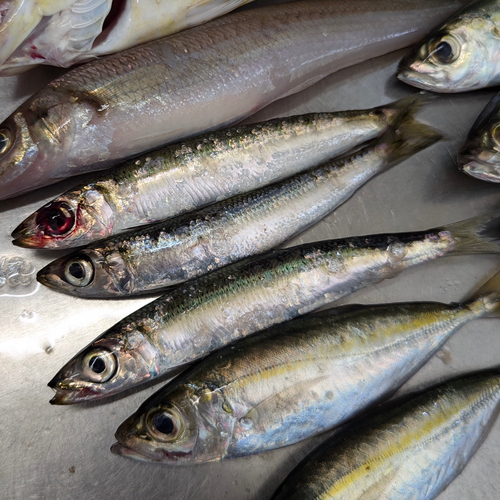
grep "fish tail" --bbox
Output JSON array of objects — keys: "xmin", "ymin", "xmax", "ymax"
[
  {"xmin": 441, "ymin": 213, "xmax": 500, "ymax": 255},
  {"xmin": 466, "ymin": 269, "xmax": 500, "ymax": 317},
  {"xmin": 378, "ymin": 92, "xmax": 435, "ymax": 128}
]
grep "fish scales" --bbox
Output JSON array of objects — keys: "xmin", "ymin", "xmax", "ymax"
[{"xmin": 271, "ymin": 372, "xmax": 500, "ymax": 500}]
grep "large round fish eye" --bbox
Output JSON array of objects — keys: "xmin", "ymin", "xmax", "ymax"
[
  {"xmin": 35, "ymin": 202, "xmax": 76, "ymax": 237},
  {"xmin": 429, "ymin": 36, "xmax": 461, "ymax": 64},
  {"xmin": 147, "ymin": 408, "xmax": 184, "ymax": 442},
  {"xmin": 82, "ymin": 349, "xmax": 117, "ymax": 383},
  {"xmin": 64, "ymin": 256, "xmax": 94, "ymax": 286},
  {"xmin": 0, "ymin": 128, "xmax": 12, "ymax": 155},
  {"xmin": 491, "ymin": 124, "xmax": 500, "ymax": 148}
]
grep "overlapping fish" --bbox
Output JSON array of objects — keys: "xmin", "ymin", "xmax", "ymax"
[
  {"xmin": 398, "ymin": 0, "xmax": 500, "ymax": 92},
  {"xmin": 48, "ymin": 212, "xmax": 500, "ymax": 404},
  {"xmin": 12, "ymin": 95, "xmax": 426, "ymax": 249},
  {"xmin": 270, "ymin": 370, "xmax": 500, "ymax": 500},
  {"xmin": 0, "ymin": 0, "xmax": 254, "ymax": 74},
  {"xmin": 0, "ymin": 0, "xmax": 469, "ymax": 199},
  {"xmin": 458, "ymin": 91, "xmax": 500, "ymax": 182},
  {"xmin": 111, "ymin": 272, "xmax": 500, "ymax": 463},
  {"xmin": 35, "ymin": 115, "xmax": 441, "ymax": 297}
]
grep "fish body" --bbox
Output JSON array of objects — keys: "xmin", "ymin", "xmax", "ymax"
[
  {"xmin": 398, "ymin": 0, "xmax": 500, "ymax": 92},
  {"xmin": 47, "ymin": 213, "xmax": 500, "ymax": 404},
  {"xmin": 111, "ymin": 295, "xmax": 500, "ymax": 464},
  {"xmin": 458, "ymin": 91, "xmax": 500, "ymax": 182},
  {"xmin": 270, "ymin": 371, "xmax": 500, "ymax": 500},
  {"xmin": 0, "ymin": 0, "xmax": 255, "ymax": 75},
  {"xmin": 0, "ymin": 0, "xmax": 469, "ymax": 199},
  {"xmin": 11, "ymin": 96, "xmax": 423, "ymax": 249},
  {"xmin": 35, "ymin": 117, "xmax": 441, "ymax": 297}
]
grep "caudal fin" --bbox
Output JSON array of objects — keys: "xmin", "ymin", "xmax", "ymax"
[{"xmin": 378, "ymin": 92, "xmax": 435, "ymax": 129}]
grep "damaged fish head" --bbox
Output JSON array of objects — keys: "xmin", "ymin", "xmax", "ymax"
[
  {"xmin": 458, "ymin": 93, "xmax": 500, "ymax": 182},
  {"xmin": 36, "ymin": 248, "xmax": 132, "ymax": 297},
  {"xmin": 48, "ymin": 330, "xmax": 160, "ymax": 404},
  {"xmin": 0, "ymin": 88, "xmax": 110, "ymax": 200},
  {"xmin": 397, "ymin": 14, "xmax": 500, "ymax": 92},
  {"xmin": 12, "ymin": 186, "xmax": 115, "ymax": 248},
  {"xmin": 113, "ymin": 385, "xmax": 235, "ymax": 464}
]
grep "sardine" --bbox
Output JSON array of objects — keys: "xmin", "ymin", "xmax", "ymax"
[
  {"xmin": 0, "ymin": 0, "xmax": 254, "ymax": 75},
  {"xmin": 110, "ymin": 272, "xmax": 500, "ymax": 463},
  {"xmin": 11, "ymin": 95, "xmax": 426, "ymax": 249},
  {"xmin": 398, "ymin": 0, "xmax": 500, "ymax": 92},
  {"xmin": 47, "ymin": 213, "xmax": 500, "ymax": 404},
  {"xmin": 269, "ymin": 370, "xmax": 500, "ymax": 500},
  {"xmin": 458, "ymin": 91, "xmax": 500, "ymax": 182},
  {"xmin": 35, "ymin": 117, "xmax": 441, "ymax": 297},
  {"xmin": 0, "ymin": 0, "xmax": 469, "ymax": 200}
]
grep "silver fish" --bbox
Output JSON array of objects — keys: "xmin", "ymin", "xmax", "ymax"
[
  {"xmin": 269, "ymin": 371, "xmax": 500, "ymax": 500},
  {"xmin": 35, "ymin": 117, "xmax": 441, "ymax": 297},
  {"xmin": 398, "ymin": 0, "xmax": 500, "ymax": 92},
  {"xmin": 0, "ymin": 0, "xmax": 255, "ymax": 75},
  {"xmin": 47, "ymin": 212, "xmax": 500, "ymax": 404},
  {"xmin": 11, "ymin": 95, "xmax": 425, "ymax": 249},
  {"xmin": 110, "ymin": 274, "xmax": 500, "ymax": 464},
  {"xmin": 0, "ymin": 0, "xmax": 469, "ymax": 199},
  {"xmin": 458, "ymin": 91, "xmax": 500, "ymax": 182}
]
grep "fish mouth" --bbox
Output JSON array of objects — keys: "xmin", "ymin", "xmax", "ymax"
[
  {"xmin": 458, "ymin": 157, "xmax": 500, "ymax": 183},
  {"xmin": 110, "ymin": 442, "xmax": 153, "ymax": 462},
  {"xmin": 48, "ymin": 382, "xmax": 104, "ymax": 405},
  {"xmin": 111, "ymin": 441, "xmax": 193, "ymax": 464},
  {"xmin": 11, "ymin": 213, "xmax": 45, "ymax": 248}
]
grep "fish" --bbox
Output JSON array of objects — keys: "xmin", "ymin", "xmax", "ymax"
[
  {"xmin": 0, "ymin": 0, "xmax": 255, "ymax": 75},
  {"xmin": 0, "ymin": 0, "xmax": 470, "ymax": 200},
  {"xmin": 35, "ymin": 116, "xmax": 441, "ymax": 297},
  {"xmin": 398, "ymin": 0, "xmax": 500, "ymax": 92},
  {"xmin": 47, "ymin": 212, "xmax": 500, "ymax": 404},
  {"xmin": 11, "ymin": 94, "xmax": 427, "ymax": 250},
  {"xmin": 110, "ymin": 272, "xmax": 500, "ymax": 464},
  {"xmin": 269, "ymin": 370, "xmax": 500, "ymax": 500},
  {"xmin": 458, "ymin": 91, "xmax": 500, "ymax": 182}
]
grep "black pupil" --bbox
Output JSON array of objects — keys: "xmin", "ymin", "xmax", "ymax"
[
  {"xmin": 435, "ymin": 41, "xmax": 452, "ymax": 62},
  {"xmin": 69, "ymin": 262, "xmax": 85, "ymax": 279},
  {"xmin": 35, "ymin": 203, "xmax": 75, "ymax": 236},
  {"xmin": 89, "ymin": 356, "xmax": 106, "ymax": 374},
  {"xmin": 154, "ymin": 414, "xmax": 174, "ymax": 435}
]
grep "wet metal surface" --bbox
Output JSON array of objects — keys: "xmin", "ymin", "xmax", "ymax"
[{"xmin": 1, "ymin": 46, "xmax": 500, "ymax": 500}]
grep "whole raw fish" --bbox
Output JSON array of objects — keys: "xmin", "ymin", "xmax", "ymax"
[
  {"xmin": 270, "ymin": 371, "xmax": 500, "ymax": 500},
  {"xmin": 0, "ymin": 0, "xmax": 469, "ymax": 200},
  {"xmin": 0, "ymin": 0, "xmax": 254, "ymax": 75},
  {"xmin": 47, "ymin": 212, "xmax": 500, "ymax": 404},
  {"xmin": 110, "ymin": 272, "xmax": 500, "ymax": 463},
  {"xmin": 398, "ymin": 0, "xmax": 500, "ymax": 92},
  {"xmin": 458, "ymin": 91, "xmax": 500, "ymax": 182},
  {"xmin": 36, "ymin": 117, "xmax": 441, "ymax": 297},
  {"xmin": 11, "ymin": 95, "xmax": 425, "ymax": 249}
]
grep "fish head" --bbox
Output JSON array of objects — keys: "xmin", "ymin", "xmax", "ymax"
[
  {"xmin": 12, "ymin": 185, "xmax": 116, "ymax": 248},
  {"xmin": 36, "ymin": 248, "xmax": 132, "ymax": 297},
  {"xmin": 458, "ymin": 93, "xmax": 500, "ymax": 183},
  {"xmin": 48, "ymin": 328, "xmax": 161, "ymax": 404},
  {"xmin": 113, "ymin": 385, "xmax": 235, "ymax": 464},
  {"xmin": 0, "ymin": 87, "xmax": 106, "ymax": 199},
  {"xmin": 397, "ymin": 14, "xmax": 500, "ymax": 92}
]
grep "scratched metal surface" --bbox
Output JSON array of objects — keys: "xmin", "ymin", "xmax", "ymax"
[{"xmin": 1, "ymin": 39, "xmax": 500, "ymax": 500}]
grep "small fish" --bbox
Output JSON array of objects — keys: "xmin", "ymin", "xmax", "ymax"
[
  {"xmin": 11, "ymin": 95, "xmax": 426, "ymax": 249},
  {"xmin": 398, "ymin": 0, "xmax": 500, "ymax": 92},
  {"xmin": 110, "ymin": 272, "xmax": 500, "ymax": 464},
  {"xmin": 0, "ymin": 0, "xmax": 469, "ymax": 199},
  {"xmin": 458, "ymin": 92, "xmax": 500, "ymax": 182},
  {"xmin": 0, "ymin": 0, "xmax": 255, "ymax": 75},
  {"xmin": 269, "ymin": 370, "xmax": 500, "ymax": 500},
  {"xmin": 35, "ymin": 116, "xmax": 441, "ymax": 297},
  {"xmin": 48, "ymin": 212, "xmax": 500, "ymax": 404}
]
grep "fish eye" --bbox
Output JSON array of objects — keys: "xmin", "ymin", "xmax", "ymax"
[
  {"xmin": 0, "ymin": 129, "xmax": 12, "ymax": 155},
  {"xmin": 82, "ymin": 349, "xmax": 117, "ymax": 383},
  {"xmin": 491, "ymin": 124, "xmax": 500, "ymax": 148},
  {"xmin": 429, "ymin": 36, "xmax": 461, "ymax": 64},
  {"xmin": 64, "ymin": 256, "xmax": 94, "ymax": 286},
  {"xmin": 147, "ymin": 408, "xmax": 184, "ymax": 442},
  {"xmin": 35, "ymin": 201, "xmax": 76, "ymax": 237}
]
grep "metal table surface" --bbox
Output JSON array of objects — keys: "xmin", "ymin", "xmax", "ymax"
[{"xmin": 1, "ymin": 24, "xmax": 500, "ymax": 500}]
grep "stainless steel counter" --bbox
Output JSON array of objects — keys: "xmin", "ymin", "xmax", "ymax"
[{"xmin": 1, "ymin": 43, "xmax": 499, "ymax": 500}]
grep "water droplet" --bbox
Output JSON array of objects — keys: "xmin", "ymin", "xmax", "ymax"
[
  {"xmin": 44, "ymin": 344, "xmax": 54, "ymax": 355},
  {"xmin": 239, "ymin": 418, "xmax": 253, "ymax": 430},
  {"xmin": 436, "ymin": 346, "xmax": 453, "ymax": 365}
]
